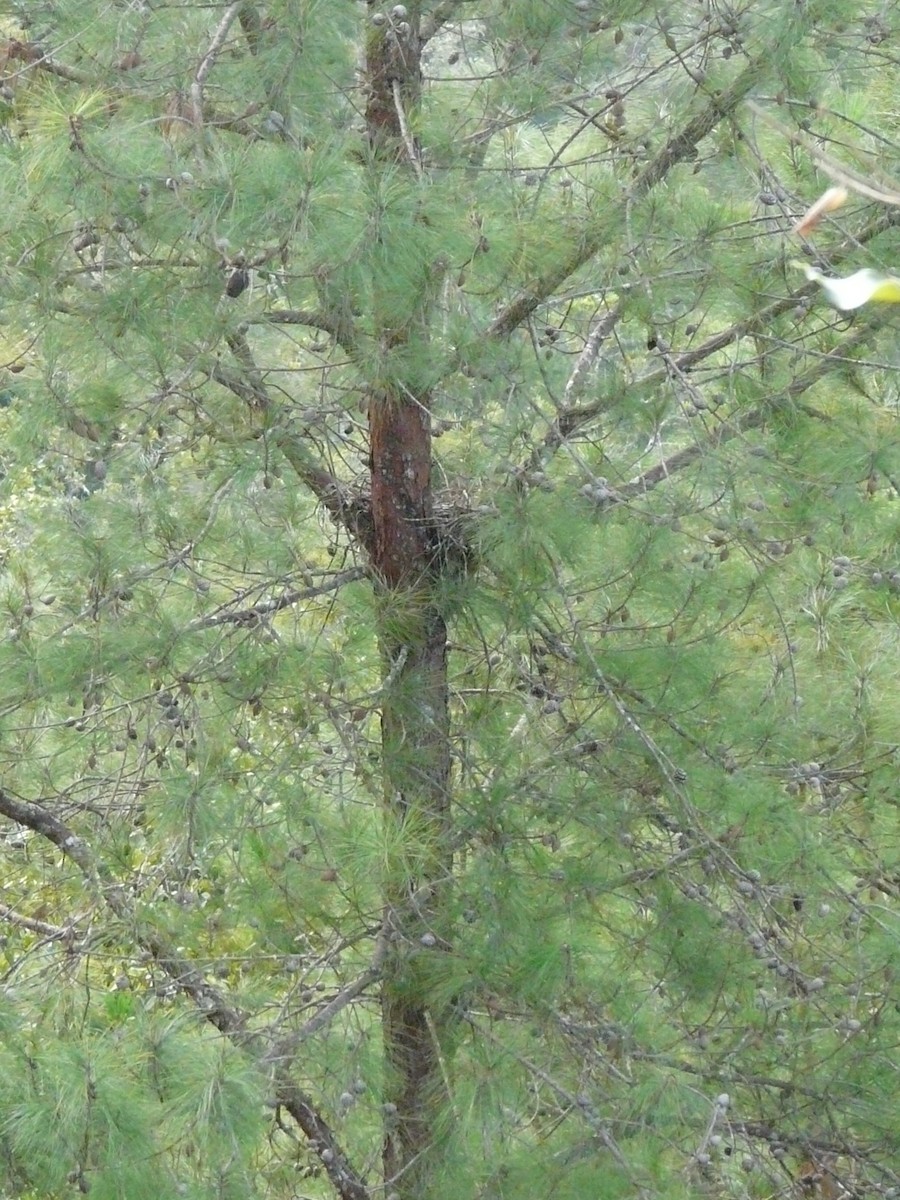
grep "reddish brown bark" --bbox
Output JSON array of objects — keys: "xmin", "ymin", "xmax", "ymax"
[
  {"xmin": 369, "ymin": 398, "xmax": 433, "ymax": 584},
  {"xmin": 362, "ymin": 11, "xmax": 453, "ymax": 1195},
  {"xmin": 369, "ymin": 391, "xmax": 452, "ymax": 1196}
]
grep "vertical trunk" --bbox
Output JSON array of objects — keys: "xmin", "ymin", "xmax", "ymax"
[
  {"xmin": 370, "ymin": 394, "xmax": 453, "ymax": 1198},
  {"xmin": 363, "ymin": 8, "xmax": 452, "ymax": 1196}
]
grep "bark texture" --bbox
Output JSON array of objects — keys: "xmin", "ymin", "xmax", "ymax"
[
  {"xmin": 363, "ymin": 6, "xmax": 453, "ymax": 1195},
  {"xmin": 370, "ymin": 390, "xmax": 453, "ymax": 1198}
]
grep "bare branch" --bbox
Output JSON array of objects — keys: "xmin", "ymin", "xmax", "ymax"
[
  {"xmin": 267, "ymin": 937, "xmax": 388, "ymax": 1070},
  {"xmin": 0, "ymin": 901, "xmax": 80, "ymax": 940},
  {"xmin": 392, "ymin": 78, "xmax": 424, "ymax": 180},
  {"xmin": 188, "ymin": 568, "xmax": 367, "ymax": 631},
  {"xmin": 563, "ymin": 307, "xmax": 621, "ymax": 407},
  {"xmin": 191, "ymin": 2, "xmax": 245, "ymax": 129}
]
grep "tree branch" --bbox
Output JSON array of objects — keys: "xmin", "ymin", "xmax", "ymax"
[
  {"xmin": 519, "ymin": 208, "xmax": 898, "ymax": 478},
  {"xmin": 0, "ymin": 786, "xmax": 372, "ymax": 1200},
  {"xmin": 4, "ymin": 39, "xmax": 88, "ymax": 84},
  {"xmin": 191, "ymin": 2, "xmax": 245, "ymax": 129},
  {"xmin": 261, "ymin": 309, "xmax": 357, "ymax": 356},
  {"xmin": 487, "ymin": 59, "xmax": 764, "ymax": 338},
  {"xmin": 618, "ymin": 317, "xmax": 885, "ymax": 500},
  {"xmin": 188, "ymin": 568, "xmax": 367, "ymax": 631},
  {"xmin": 268, "ymin": 933, "xmax": 389, "ymax": 1069},
  {"xmin": 635, "ymin": 209, "xmax": 898, "ymax": 393},
  {"xmin": 562, "ymin": 307, "xmax": 622, "ymax": 407},
  {"xmin": 0, "ymin": 900, "xmax": 80, "ymax": 941},
  {"xmin": 199, "ymin": 338, "xmax": 374, "ymax": 549},
  {"xmin": 392, "ymin": 78, "xmax": 424, "ymax": 180}
]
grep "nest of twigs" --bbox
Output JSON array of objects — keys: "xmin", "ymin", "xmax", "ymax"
[{"xmin": 333, "ymin": 480, "xmax": 482, "ymax": 578}]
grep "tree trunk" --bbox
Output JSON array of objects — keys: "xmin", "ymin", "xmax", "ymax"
[
  {"xmin": 363, "ymin": 9, "xmax": 451, "ymax": 1195},
  {"xmin": 370, "ymin": 391, "xmax": 453, "ymax": 1197}
]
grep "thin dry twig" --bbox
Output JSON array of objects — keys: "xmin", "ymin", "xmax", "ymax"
[
  {"xmin": 563, "ymin": 307, "xmax": 621, "ymax": 406},
  {"xmin": 266, "ymin": 936, "xmax": 389, "ymax": 1069},
  {"xmin": 190, "ymin": 2, "xmax": 245, "ymax": 128},
  {"xmin": 188, "ymin": 568, "xmax": 367, "ymax": 631},
  {"xmin": 392, "ymin": 78, "xmax": 424, "ymax": 180}
]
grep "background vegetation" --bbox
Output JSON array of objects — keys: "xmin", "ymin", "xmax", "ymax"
[{"xmin": 0, "ymin": 2, "xmax": 898, "ymax": 1199}]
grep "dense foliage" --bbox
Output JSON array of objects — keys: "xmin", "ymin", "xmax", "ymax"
[{"xmin": 0, "ymin": 2, "xmax": 898, "ymax": 1199}]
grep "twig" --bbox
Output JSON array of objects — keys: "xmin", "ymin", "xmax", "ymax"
[
  {"xmin": 0, "ymin": 901, "xmax": 79, "ymax": 940},
  {"xmin": 690, "ymin": 1093, "xmax": 731, "ymax": 1166},
  {"xmin": 392, "ymin": 78, "xmax": 424, "ymax": 180},
  {"xmin": 267, "ymin": 934, "xmax": 389, "ymax": 1067},
  {"xmin": 521, "ymin": 207, "xmax": 897, "ymax": 469},
  {"xmin": 562, "ymin": 307, "xmax": 621, "ymax": 407},
  {"xmin": 225, "ymin": 327, "xmax": 269, "ymax": 405},
  {"xmin": 619, "ymin": 316, "xmax": 884, "ymax": 500},
  {"xmin": 189, "ymin": 569, "xmax": 367, "ymax": 630},
  {"xmin": 190, "ymin": 2, "xmax": 244, "ymax": 128}
]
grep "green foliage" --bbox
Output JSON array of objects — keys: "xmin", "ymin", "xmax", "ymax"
[{"xmin": 0, "ymin": 1, "xmax": 899, "ymax": 1199}]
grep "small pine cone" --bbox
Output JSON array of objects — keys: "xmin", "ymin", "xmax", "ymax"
[{"xmin": 224, "ymin": 267, "xmax": 249, "ymax": 298}]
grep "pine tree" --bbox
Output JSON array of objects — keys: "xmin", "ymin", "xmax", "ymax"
[{"xmin": 0, "ymin": 3, "xmax": 899, "ymax": 1200}]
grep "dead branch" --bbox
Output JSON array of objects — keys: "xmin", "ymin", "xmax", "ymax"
[
  {"xmin": 0, "ymin": 900, "xmax": 80, "ymax": 940},
  {"xmin": 190, "ymin": 2, "xmax": 245, "ymax": 129},
  {"xmin": 392, "ymin": 78, "xmax": 424, "ymax": 180},
  {"xmin": 563, "ymin": 307, "xmax": 622, "ymax": 407}
]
